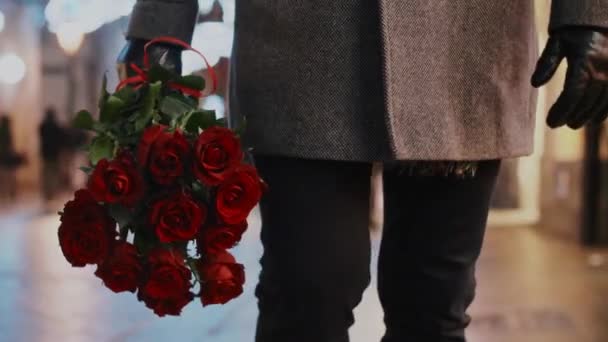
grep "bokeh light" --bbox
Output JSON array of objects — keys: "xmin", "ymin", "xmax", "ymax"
[
  {"xmin": 45, "ymin": 0, "xmax": 135, "ymax": 34},
  {"xmin": 0, "ymin": 53, "xmax": 26, "ymax": 84},
  {"xmin": 55, "ymin": 22, "xmax": 85, "ymax": 55}
]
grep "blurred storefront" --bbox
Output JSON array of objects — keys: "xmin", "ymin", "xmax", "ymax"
[
  {"xmin": 0, "ymin": 0, "xmax": 132, "ymax": 195},
  {"xmin": 0, "ymin": 0, "xmax": 232, "ymax": 199}
]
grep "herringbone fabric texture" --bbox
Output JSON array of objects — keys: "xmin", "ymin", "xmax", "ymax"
[
  {"xmin": 127, "ymin": 0, "xmax": 199, "ymax": 43},
  {"xmin": 378, "ymin": 0, "xmax": 539, "ymax": 161},
  {"xmin": 550, "ymin": 0, "xmax": 608, "ymax": 32},
  {"xmin": 128, "ymin": 0, "xmax": 608, "ymax": 162},
  {"xmin": 231, "ymin": 1, "xmax": 390, "ymax": 161}
]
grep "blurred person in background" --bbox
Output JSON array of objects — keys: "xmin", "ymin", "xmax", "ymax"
[
  {"xmin": 119, "ymin": 1, "xmax": 608, "ymax": 342},
  {"xmin": 39, "ymin": 107, "xmax": 64, "ymax": 201},
  {"xmin": 0, "ymin": 115, "xmax": 13, "ymax": 163},
  {"xmin": 0, "ymin": 114, "xmax": 24, "ymax": 201}
]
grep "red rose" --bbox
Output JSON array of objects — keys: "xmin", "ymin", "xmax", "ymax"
[
  {"xmin": 58, "ymin": 189, "xmax": 116, "ymax": 267},
  {"xmin": 216, "ymin": 164, "xmax": 263, "ymax": 224},
  {"xmin": 138, "ymin": 249, "xmax": 193, "ymax": 317},
  {"xmin": 137, "ymin": 125, "xmax": 191, "ymax": 185},
  {"xmin": 88, "ymin": 152, "xmax": 144, "ymax": 207},
  {"xmin": 198, "ymin": 222, "xmax": 248, "ymax": 253},
  {"xmin": 149, "ymin": 192, "xmax": 207, "ymax": 243},
  {"xmin": 193, "ymin": 126, "xmax": 243, "ymax": 186},
  {"xmin": 198, "ymin": 250, "xmax": 245, "ymax": 306},
  {"xmin": 95, "ymin": 241, "xmax": 142, "ymax": 293}
]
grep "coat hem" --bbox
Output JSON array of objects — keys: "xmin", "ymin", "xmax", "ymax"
[{"xmin": 248, "ymin": 145, "xmax": 535, "ymax": 163}]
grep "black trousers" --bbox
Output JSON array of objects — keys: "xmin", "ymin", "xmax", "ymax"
[{"xmin": 253, "ymin": 156, "xmax": 501, "ymax": 342}]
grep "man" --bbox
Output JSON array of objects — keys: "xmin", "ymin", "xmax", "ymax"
[
  {"xmin": 39, "ymin": 108, "xmax": 64, "ymax": 201},
  {"xmin": 119, "ymin": 1, "xmax": 608, "ymax": 341},
  {"xmin": 0, "ymin": 114, "xmax": 16, "ymax": 200}
]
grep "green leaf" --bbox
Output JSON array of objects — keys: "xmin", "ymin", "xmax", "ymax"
[
  {"xmin": 174, "ymin": 75, "xmax": 205, "ymax": 91},
  {"xmin": 134, "ymin": 118, "xmax": 147, "ymax": 133},
  {"xmin": 98, "ymin": 74, "xmax": 109, "ymax": 109},
  {"xmin": 191, "ymin": 180, "xmax": 209, "ymax": 202},
  {"xmin": 180, "ymin": 95, "xmax": 199, "ymax": 108},
  {"xmin": 133, "ymin": 227, "xmax": 157, "ymax": 255},
  {"xmin": 142, "ymin": 82, "xmax": 162, "ymax": 117},
  {"xmin": 114, "ymin": 86, "xmax": 137, "ymax": 104},
  {"xmin": 134, "ymin": 82, "xmax": 162, "ymax": 132},
  {"xmin": 127, "ymin": 110, "xmax": 140, "ymax": 123},
  {"xmin": 73, "ymin": 110, "xmax": 94, "ymax": 130},
  {"xmin": 169, "ymin": 115, "xmax": 179, "ymax": 130},
  {"xmin": 92, "ymin": 122, "xmax": 106, "ymax": 132},
  {"xmin": 184, "ymin": 110, "xmax": 217, "ymax": 134},
  {"xmin": 135, "ymin": 110, "xmax": 156, "ymax": 132},
  {"xmin": 118, "ymin": 134, "xmax": 141, "ymax": 146},
  {"xmin": 152, "ymin": 111, "xmax": 162, "ymax": 124},
  {"xmin": 133, "ymin": 230, "xmax": 147, "ymax": 254},
  {"xmin": 192, "ymin": 180, "xmax": 204, "ymax": 193},
  {"xmin": 215, "ymin": 117, "xmax": 227, "ymax": 127},
  {"xmin": 89, "ymin": 135, "xmax": 116, "ymax": 164},
  {"xmin": 100, "ymin": 95, "xmax": 126, "ymax": 123},
  {"xmin": 160, "ymin": 94, "xmax": 195, "ymax": 117},
  {"xmin": 148, "ymin": 64, "xmax": 174, "ymax": 83}
]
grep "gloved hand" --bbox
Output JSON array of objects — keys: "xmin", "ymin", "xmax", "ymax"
[
  {"xmin": 116, "ymin": 38, "xmax": 183, "ymax": 80},
  {"xmin": 531, "ymin": 28, "xmax": 608, "ymax": 129}
]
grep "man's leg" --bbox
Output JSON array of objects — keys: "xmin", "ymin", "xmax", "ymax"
[
  {"xmin": 254, "ymin": 156, "xmax": 372, "ymax": 342},
  {"xmin": 379, "ymin": 160, "xmax": 501, "ymax": 342}
]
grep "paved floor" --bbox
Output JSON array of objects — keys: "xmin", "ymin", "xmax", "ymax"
[{"xmin": 1, "ymin": 198, "xmax": 608, "ymax": 342}]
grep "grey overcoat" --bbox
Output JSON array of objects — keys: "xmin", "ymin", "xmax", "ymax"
[{"xmin": 127, "ymin": 0, "xmax": 608, "ymax": 162}]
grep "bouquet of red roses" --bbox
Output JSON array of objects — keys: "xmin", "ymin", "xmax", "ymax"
[{"xmin": 57, "ymin": 38, "xmax": 264, "ymax": 317}]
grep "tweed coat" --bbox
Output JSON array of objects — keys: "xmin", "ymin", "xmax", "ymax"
[{"xmin": 127, "ymin": 0, "xmax": 608, "ymax": 162}]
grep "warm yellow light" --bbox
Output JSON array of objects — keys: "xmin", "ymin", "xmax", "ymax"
[{"xmin": 56, "ymin": 22, "xmax": 85, "ymax": 55}]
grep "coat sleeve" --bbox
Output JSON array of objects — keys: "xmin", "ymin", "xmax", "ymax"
[
  {"xmin": 126, "ymin": 0, "xmax": 199, "ymax": 43},
  {"xmin": 550, "ymin": 0, "xmax": 608, "ymax": 32}
]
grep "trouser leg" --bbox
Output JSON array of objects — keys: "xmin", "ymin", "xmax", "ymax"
[
  {"xmin": 253, "ymin": 156, "xmax": 372, "ymax": 342},
  {"xmin": 379, "ymin": 160, "xmax": 501, "ymax": 342}
]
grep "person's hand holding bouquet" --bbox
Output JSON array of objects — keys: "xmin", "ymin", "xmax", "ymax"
[{"xmin": 117, "ymin": 38, "xmax": 183, "ymax": 80}]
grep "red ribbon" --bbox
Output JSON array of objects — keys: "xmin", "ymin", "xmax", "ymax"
[{"xmin": 116, "ymin": 36, "xmax": 218, "ymax": 98}]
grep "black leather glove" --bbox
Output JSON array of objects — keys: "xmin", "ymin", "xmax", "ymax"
[
  {"xmin": 531, "ymin": 28, "xmax": 608, "ymax": 129},
  {"xmin": 116, "ymin": 39, "xmax": 183, "ymax": 80}
]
